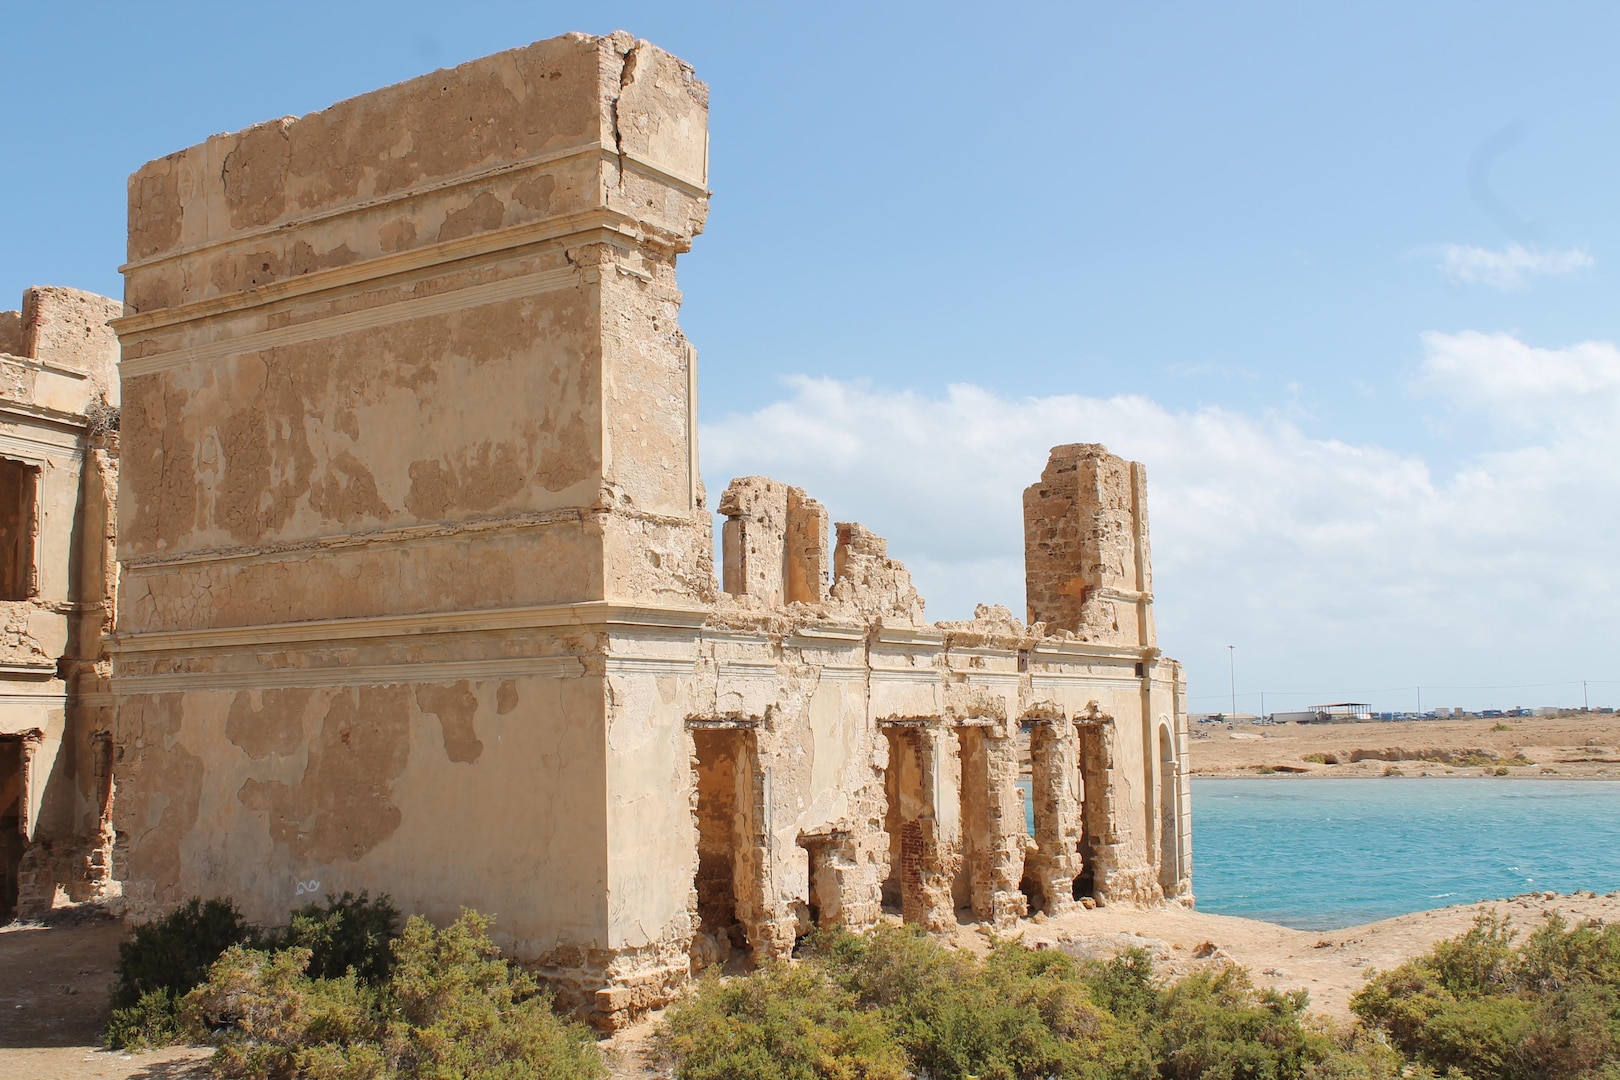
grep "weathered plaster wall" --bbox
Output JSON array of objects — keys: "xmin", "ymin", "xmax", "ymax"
[{"xmin": 110, "ymin": 32, "xmax": 711, "ymax": 1003}]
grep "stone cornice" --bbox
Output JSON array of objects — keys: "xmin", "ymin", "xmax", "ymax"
[
  {"xmin": 118, "ymin": 142, "xmax": 706, "ymax": 280},
  {"xmin": 114, "ymin": 205, "xmax": 685, "ymax": 339},
  {"xmin": 110, "ymin": 600, "xmax": 712, "ymax": 655}
]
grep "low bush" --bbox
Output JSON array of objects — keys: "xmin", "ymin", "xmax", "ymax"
[
  {"xmin": 662, "ymin": 963, "xmax": 906, "ymax": 1080},
  {"xmin": 106, "ymin": 897, "xmax": 254, "ymax": 1049},
  {"xmin": 260, "ymin": 891, "xmax": 400, "ymax": 983},
  {"xmin": 183, "ymin": 910, "xmax": 605, "ymax": 1080},
  {"xmin": 105, "ymin": 892, "xmax": 399, "ymax": 1051},
  {"xmin": 663, "ymin": 925, "xmax": 1394, "ymax": 1080},
  {"xmin": 1353, "ymin": 911, "xmax": 1620, "ymax": 1080}
]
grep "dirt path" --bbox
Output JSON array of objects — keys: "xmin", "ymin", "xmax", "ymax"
[
  {"xmin": 1190, "ymin": 712, "xmax": 1620, "ymax": 779},
  {"xmin": 0, "ymin": 915, "xmax": 209, "ymax": 1080}
]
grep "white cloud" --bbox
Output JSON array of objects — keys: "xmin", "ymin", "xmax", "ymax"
[
  {"xmin": 1417, "ymin": 330, "xmax": 1620, "ymax": 431},
  {"xmin": 700, "ymin": 334, "xmax": 1620, "ymax": 712},
  {"xmin": 1438, "ymin": 243, "xmax": 1594, "ymax": 290}
]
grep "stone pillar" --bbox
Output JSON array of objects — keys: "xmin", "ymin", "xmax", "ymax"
[
  {"xmin": 1023, "ymin": 444, "xmax": 1153, "ymax": 647},
  {"xmin": 1026, "ymin": 721, "xmax": 1081, "ymax": 914},
  {"xmin": 960, "ymin": 727, "xmax": 1027, "ymax": 926}
]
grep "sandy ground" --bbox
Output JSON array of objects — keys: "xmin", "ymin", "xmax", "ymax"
[
  {"xmin": 1190, "ymin": 712, "xmax": 1620, "ymax": 779},
  {"xmin": 0, "ymin": 913, "xmax": 208, "ymax": 1080},
  {"xmin": 8, "ymin": 890, "xmax": 1619, "ymax": 1080}
]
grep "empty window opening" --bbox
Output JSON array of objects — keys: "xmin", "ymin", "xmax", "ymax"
[
  {"xmin": 692, "ymin": 728, "xmax": 751, "ymax": 966},
  {"xmin": 1, "ymin": 737, "xmax": 24, "ymax": 923},
  {"xmin": 1073, "ymin": 723, "xmax": 1108, "ymax": 902},
  {"xmin": 0, "ymin": 460, "xmax": 37, "ymax": 601}
]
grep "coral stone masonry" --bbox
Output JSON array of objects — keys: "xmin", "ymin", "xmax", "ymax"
[{"xmin": 89, "ymin": 30, "xmax": 1190, "ymax": 1027}]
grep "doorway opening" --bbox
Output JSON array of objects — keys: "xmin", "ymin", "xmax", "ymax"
[
  {"xmin": 692, "ymin": 727, "xmax": 754, "ymax": 965},
  {"xmin": 1072, "ymin": 721, "xmax": 1110, "ymax": 903},
  {"xmin": 1, "ymin": 736, "xmax": 25, "ymax": 923}
]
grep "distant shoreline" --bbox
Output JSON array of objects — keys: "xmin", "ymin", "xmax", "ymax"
[
  {"xmin": 1189, "ymin": 712, "xmax": 1620, "ymax": 781},
  {"xmin": 1195, "ymin": 771, "xmax": 1620, "ymax": 780}
]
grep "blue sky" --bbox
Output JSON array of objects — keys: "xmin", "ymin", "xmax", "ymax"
[{"xmin": 4, "ymin": 2, "xmax": 1617, "ymax": 712}]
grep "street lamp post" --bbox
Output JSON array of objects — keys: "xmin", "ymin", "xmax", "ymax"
[{"xmin": 1228, "ymin": 645, "xmax": 1236, "ymax": 719}]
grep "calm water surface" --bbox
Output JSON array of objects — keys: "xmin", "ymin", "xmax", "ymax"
[{"xmin": 1191, "ymin": 778, "xmax": 1620, "ymax": 930}]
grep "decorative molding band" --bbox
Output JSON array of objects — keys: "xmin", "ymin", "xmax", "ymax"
[
  {"xmin": 944, "ymin": 671, "xmax": 1023, "ymax": 688},
  {"xmin": 0, "ymin": 693, "xmax": 67, "ymax": 708},
  {"xmin": 120, "ymin": 264, "xmax": 580, "ymax": 380},
  {"xmin": 1030, "ymin": 639, "xmax": 1152, "ymax": 661},
  {"xmin": 604, "ymin": 657, "xmax": 699, "ymax": 676},
  {"xmin": 119, "ymin": 144, "xmax": 704, "ymax": 279},
  {"xmin": 0, "ymin": 353, "xmax": 92, "ymax": 380},
  {"xmin": 0, "ymin": 427, "xmax": 83, "ymax": 464},
  {"xmin": 116, "ymin": 205, "xmax": 676, "ymax": 338},
  {"xmin": 120, "ymin": 143, "xmax": 605, "ymax": 276},
  {"xmin": 0, "ymin": 403, "xmax": 91, "ymax": 435},
  {"xmin": 874, "ymin": 625, "xmax": 946, "ymax": 647},
  {"xmin": 789, "ymin": 625, "xmax": 868, "ymax": 645},
  {"xmin": 1029, "ymin": 675, "xmax": 1144, "ymax": 693},
  {"xmin": 715, "ymin": 660, "xmax": 781, "ymax": 679},
  {"xmin": 113, "ymin": 654, "xmax": 585, "ymax": 695},
  {"xmin": 110, "ymin": 601, "xmax": 712, "ymax": 655},
  {"xmin": 869, "ymin": 668, "xmax": 947, "ymax": 686},
  {"xmin": 121, "ymin": 507, "xmax": 586, "ymax": 571},
  {"xmin": 0, "ymin": 662, "xmax": 59, "ymax": 676}
]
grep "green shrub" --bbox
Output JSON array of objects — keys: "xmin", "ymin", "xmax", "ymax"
[
  {"xmin": 182, "ymin": 945, "xmax": 387, "ymax": 1080},
  {"xmin": 189, "ymin": 909, "xmax": 604, "ymax": 1080},
  {"xmin": 1082, "ymin": 947, "xmax": 1158, "ymax": 1023},
  {"xmin": 106, "ymin": 893, "xmax": 403, "ymax": 1052},
  {"xmin": 1353, "ymin": 911, "xmax": 1620, "ymax": 1080},
  {"xmin": 105, "ymin": 897, "xmax": 254, "ymax": 1049},
  {"xmin": 1150, "ymin": 965, "xmax": 1364, "ymax": 1080},
  {"xmin": 111, "ymin": 897, "xmax": 252, "ymax": 1010},
  {"xmin": 262, "ymin": 891, "xmax": 401, "ymax": 983},
  {"xmin": 104, "ymin": 988, "xmax": 189, "ymax": 1052},
  {"xmin": 813, "ymin": 924, "xmax": 1147, "ymax": 1080},
  {"xmin": 662, "ymin": 962, "xmax": 906, "ymax": 1080}
]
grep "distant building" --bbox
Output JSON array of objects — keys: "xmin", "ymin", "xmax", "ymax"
[{"xmin": 1275, "ymin": 702, "xmax": 1373, "ymax": 724}]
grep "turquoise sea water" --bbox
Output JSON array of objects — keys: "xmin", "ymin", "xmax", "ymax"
[{"xmin": 1191, "ymin": 779, "xmax": 1620, "ymax": 930}]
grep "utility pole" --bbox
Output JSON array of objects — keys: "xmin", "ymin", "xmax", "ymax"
[
  {"xmin": 1260, "ymin": 691, "xmax": 1265, "ymax": 720},
  {"xmin": 1416, "ymin": 685, "xmax": 1422, "ymax": 717},
  {"xmin": 1228, "ymin": 645, "xmax": 1236, "ymax": 719},
  {"xmin": 1585, "ymin": 680, "xmax": 1590, "ymax": 712}
]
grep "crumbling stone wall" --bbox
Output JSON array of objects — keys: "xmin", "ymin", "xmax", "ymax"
[
  {"xmin": 0, "ymin": 286, "xmax": 121, "ymax": 921},
  {"xmin": 1024, "ymin": 443, "xmax": 1154, "ymax": 646},
  {"xmin": 104, "ymin": 30, "xmax": 1192, "ymax": 1028}
]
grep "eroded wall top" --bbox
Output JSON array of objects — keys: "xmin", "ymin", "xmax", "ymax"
[
  {"xmin": 0, "ymin": 287, "xmax": 121, "ymax": 414},
  {"xmin": 124, "ymin": 31, "xmax": 708, "ymax": 315}
]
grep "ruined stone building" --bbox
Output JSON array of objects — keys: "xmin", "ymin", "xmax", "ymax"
[
  {"xmin": 0, "ymin": 287, "xmax": 120, "ymax": 922},
  {"xmin": 96, "ymin": 30, "xmax": 1188, "ymax": 1024}
]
